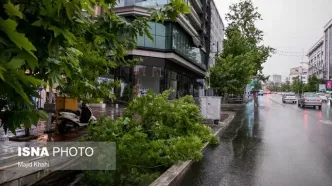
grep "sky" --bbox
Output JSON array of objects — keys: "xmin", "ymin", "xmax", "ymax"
[{"xmin": 214, "ymin": 0, "xmax": 332, "ymax": 81}]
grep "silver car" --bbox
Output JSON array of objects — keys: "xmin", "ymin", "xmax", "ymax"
[
  {"xmin": 298, "ymin": 92, "xmax": 322, "ymax": 109},
  {"xmin": 282, "ymin": 93, "xmax": 297, "ymax": 104}
]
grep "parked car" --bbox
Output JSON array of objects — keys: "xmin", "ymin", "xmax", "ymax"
[
  {"xmin": 317, "ymin": 93, "xmax": 328, "ymax": 103},
  {"xmin": 282, "ymin": 93, "xmax": 297, "ymax": 104},
  {"xmin": 298, "ymin": 92, "xmax": 322, "ymax": 110},
  {"xmin": 258, "ymin": 91, "xmax": 264, "ymax": 96}
]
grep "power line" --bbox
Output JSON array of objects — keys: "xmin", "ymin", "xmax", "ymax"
[{"xmin": 274, "ymin": 49, "xmax": 303, "ymax": 54}]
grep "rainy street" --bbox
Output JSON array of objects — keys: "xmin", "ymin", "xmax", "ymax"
[{"xmin": 180, "ymin": 94, "xmax": 332, "ymax": 186}]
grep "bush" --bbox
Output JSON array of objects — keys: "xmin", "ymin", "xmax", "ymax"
[{"xmin": 83, "ymin": 90, "xmax": 217, "ymax": 185}]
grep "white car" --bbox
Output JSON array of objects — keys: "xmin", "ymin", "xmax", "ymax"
[
  {"xmin": 282, "ymin": 93, "xmax": 297, "ymax": 104},
  {"xmin": 317, "ymin": 93, "xmax": 328, "ymax": 103}
]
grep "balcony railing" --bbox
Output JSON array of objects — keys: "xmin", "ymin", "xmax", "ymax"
[
  {"xmin": 190, "ymin": 0, "xmax": 203, "ymax": 13},
  {"xmin": 189, "ymin": 6, "xmax": 202, "ymax": 29}
]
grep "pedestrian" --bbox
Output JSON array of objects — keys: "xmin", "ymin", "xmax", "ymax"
[{"xmin": 39, "ymin": 86, "xmax": 46, "ymax": 109}]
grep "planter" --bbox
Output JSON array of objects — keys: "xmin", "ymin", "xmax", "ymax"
[{"xmin": 9, "ymin": 135, "xmax": 38, "ymax": 142}]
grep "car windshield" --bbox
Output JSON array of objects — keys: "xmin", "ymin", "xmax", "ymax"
[
  {"xmin": 304, "ymin": 93, "xmax": 319, "ymax": 97},
  {"xmin": 286, "ymin": 94, "xmax": 295, "ymax": 96}
]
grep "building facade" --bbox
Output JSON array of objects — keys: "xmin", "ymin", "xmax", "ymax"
[
  {"xmin": 288, "ymin": 66, "xmax": 308, "ymax": 84},
  {"xmin": 208, "ymin": 0, "xmax": 224, "ymax": 68},
  {"xmin": 324, "ymin": 19, "xmax": 332, "ymax": 80},
  {"xmin": 271, "ymin": 74, "xmax": 282, "ymax": 84},
  {"xmin": 111, "ymin": 0, "xmax": 224, "ymax": 98},
  {"xmin": 307, "ymin": 36, "xmax": 325, "ymax": 79}
]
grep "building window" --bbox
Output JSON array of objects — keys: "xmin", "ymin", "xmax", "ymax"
[
  {"xmin": 172, "ymin": 25, "xmax": 206, "ymax": 68},
  {"xmin": 137, "ymin": 21, "xmax": 169, "ymax": 50},
  {"xmin": 134, "ymin": 65, "xmax": 162, "ymax": 94}
]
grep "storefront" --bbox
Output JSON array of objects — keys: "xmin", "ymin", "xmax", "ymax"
[{"xmin": 112, "ymin": 56, "xmax": 205, "ymax": 99}]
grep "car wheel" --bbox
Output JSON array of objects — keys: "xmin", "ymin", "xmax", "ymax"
[
  {"xmin": 318, "ymin": 106, "xmax": 322, "ymax": 110},
  {"xmin": 301, "ymin": 104, "xmax": 305, "ymax": 108}
]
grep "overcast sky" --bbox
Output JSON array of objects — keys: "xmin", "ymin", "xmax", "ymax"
[{"xmin": 215, "ymin": 0, "xmax": 332, "ymax": 80}]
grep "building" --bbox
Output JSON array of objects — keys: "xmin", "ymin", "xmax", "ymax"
[
  {"xmin": 324, "ymin": 18, "xmax": 332, "ymax": 80},
  {"xmin": 110, "ymin": 0, "xmax": 224, "ymax": 98},
  {"xmin": 288, "ymin": 66, "xmax": 308, "ymax": 84},
  {"xmin": 209, "ymin": 0, "xmax": 224, "ymax": 68},
  {"xmin": 271, "ymin": 74, "xmax": 282, "ymax": 84},
  {"xmin": 307, "ymin": 36, "xmax": 325, "ymax": 79}
]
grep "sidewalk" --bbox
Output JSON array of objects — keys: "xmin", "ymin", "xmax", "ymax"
[{"xmin": 0, "ymin": 105, "xmax": 126, "ymax": 185}]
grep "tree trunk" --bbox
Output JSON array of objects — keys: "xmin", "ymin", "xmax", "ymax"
[
  {"xmin": 25, "ymin": 128, "xmax": 30, "ymax": 137},
  {"xmin": 254, "ymin": 91, "xmax": 258, "ymax": 107}
]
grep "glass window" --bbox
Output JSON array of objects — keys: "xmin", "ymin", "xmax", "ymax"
[
  {"xmin": 134, "ymin": 65, "xmax": 161, "ymax": 94},
  {"xmin": 156, "ymin": 23, "xmax": 165, "ymax": 36},
  {"xmin": 148, "ymin": 22, "xmax": 156, "ymax": 34},
  {"xmin": 144, "ymin": 34, "xmax": 155, "ymax": 48},
  {"xmin": 155, "ymin": 36, "xmax": 165, "ymax": 49},
  {"xmin": 171, "ymin": 25, "xmax": 206, "ymax": 68},
  {"xmin": 137, "ymin": 35, "xmax": 145, "ymax": 47}
]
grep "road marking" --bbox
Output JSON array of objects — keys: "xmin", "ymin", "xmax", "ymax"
[{"xmin": 319, "ymin": 120, "xmax": 332, "ymax": 125}]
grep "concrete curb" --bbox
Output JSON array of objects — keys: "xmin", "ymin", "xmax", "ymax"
[
  {"xmin": 149, "ymin": 112, "xmax": 236, "ymax": 186},
  {"xmin": 221, "ymin": 104, "xmax": 246, "ymax": 108}
]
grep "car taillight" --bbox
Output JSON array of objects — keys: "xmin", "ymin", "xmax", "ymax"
[
  {"xmin": 305, "ymin": 99, "xmax": 309, "ymax": 102},
  {"xmin": 318, "ymin": 99, "xmax": 322, "ymax": 102}
]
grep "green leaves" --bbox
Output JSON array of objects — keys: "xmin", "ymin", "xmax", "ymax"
[
  {"xmin": 150, "ymin": 0, "xmax": 190, "ymax": 23},
  {"xmin": 0, "ymin": 18, "xmax": 37, "ymax": 58},
  {"xmin": 3, "ymin": 1, "xmax": 23, "ymax": 18},
  {"xmin": 85, "ymin": 90, "xmax": 215, "ymax": 185},
  {"xmin": 211, "ymin": 0, "xmax": 273, "ymax": 94},
  {"xmin": 7, "ymin": 56, "xmax": 25, "ymax": 69}
]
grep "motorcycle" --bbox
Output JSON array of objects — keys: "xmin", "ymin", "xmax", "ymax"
[{"xmin": 57, "ymin": 103, "xmax": 97, "ymax": 134}]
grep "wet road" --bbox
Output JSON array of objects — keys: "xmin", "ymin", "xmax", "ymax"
[{"xmin": 180, "ymin": 94, "xmax": 332, "ymax": 186}]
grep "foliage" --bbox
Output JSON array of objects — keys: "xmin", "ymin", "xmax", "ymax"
[
  {"xmin": 268, "ymin": 81, "xmax": 291, "ymax": 92},
  {"xmin": 226, "ymin": 0, "xmax": 275, "ymax": 75},
  {"xmin": 0, "ymin": 0, "xmax": 189, "ymax": 133},
  {"xmin": 210, "ymin": 0, "xmax": 274, "ymax": 95},
  {"xmin": 291, "ymin": 76, "xmax": 303, "ymax": 93},
  {"xmin": 306, "ymin": 76, "xmax": 325, "ymax": 92},
  {"xmin": 121, "ymin": 84, "xmax": 133, "ymax": 102},
  {"xmin": 84, "ymin": 90, "xmax": 216, "ymax": 185},
  {"xmin": 210, "ymin": 53, "xmax": 255, "ymax": 94}
]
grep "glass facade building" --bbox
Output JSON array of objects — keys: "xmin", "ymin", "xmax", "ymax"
[
  {"xmin": 135, "ymin": 21, "xmax": 206, "ymax": 69},
  {"xmin": 112, "ymin": 0, "xmax": 221, "ymax": 98}
]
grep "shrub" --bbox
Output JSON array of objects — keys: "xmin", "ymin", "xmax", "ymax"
[{"xmin": 83, "ymin": 90, "xmax": 217, "ymax": 185}]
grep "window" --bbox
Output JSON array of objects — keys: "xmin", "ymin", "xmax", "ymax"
[
  {"xmin": 172, "ymin": 25, "xmax": 206, "ymax": 67},
  {"xmin": 137, "ymin": 22, "xmax": 169, "ymax": 49},
  {"xmin": 134, "ymin": 65, "xmax": 161, "ymax": 94}
]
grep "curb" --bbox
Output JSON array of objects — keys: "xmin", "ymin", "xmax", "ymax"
[{"xmin": 149, "ymin": 112, "xmax": 236, "ymax": 186}]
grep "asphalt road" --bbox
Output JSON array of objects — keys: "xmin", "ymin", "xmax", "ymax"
[{"xmin": 180, "ymin": 94, "xmax": 332, "ymax": 186}]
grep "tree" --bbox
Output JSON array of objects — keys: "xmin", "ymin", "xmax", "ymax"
[
  {"xmin": 84, "ymin": 90, "xmax": 218, "ymax": 185},
  {"xmin": 210, "ymin": 0, "xmax": 273, "ymax": 98},
  {"xmin": 291, "ymin": 76, "xmax": 302, "ymax": 94},
  {"xmin": 306, "ymin": 76, "xmax": 324, "ymax": 92},
  {"xmin": 0, "ymin": 0, "xmax": 189, "ymax": 134},
  {"xmin": 226, "ymin": 0, "xmax": 274, "ymax": 75}
]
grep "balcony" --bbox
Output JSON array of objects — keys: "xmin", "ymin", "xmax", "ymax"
[
  {"xmin": 177, "ymin": 14, "xmax": 198, "ymax": 40},
  {"xmin": 190, "ymin": 0, "xmax": 203, "ymax": 13},
  {"xmin": 189, "ymin": 6, "xmax": 202, "ymax": 30}
]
